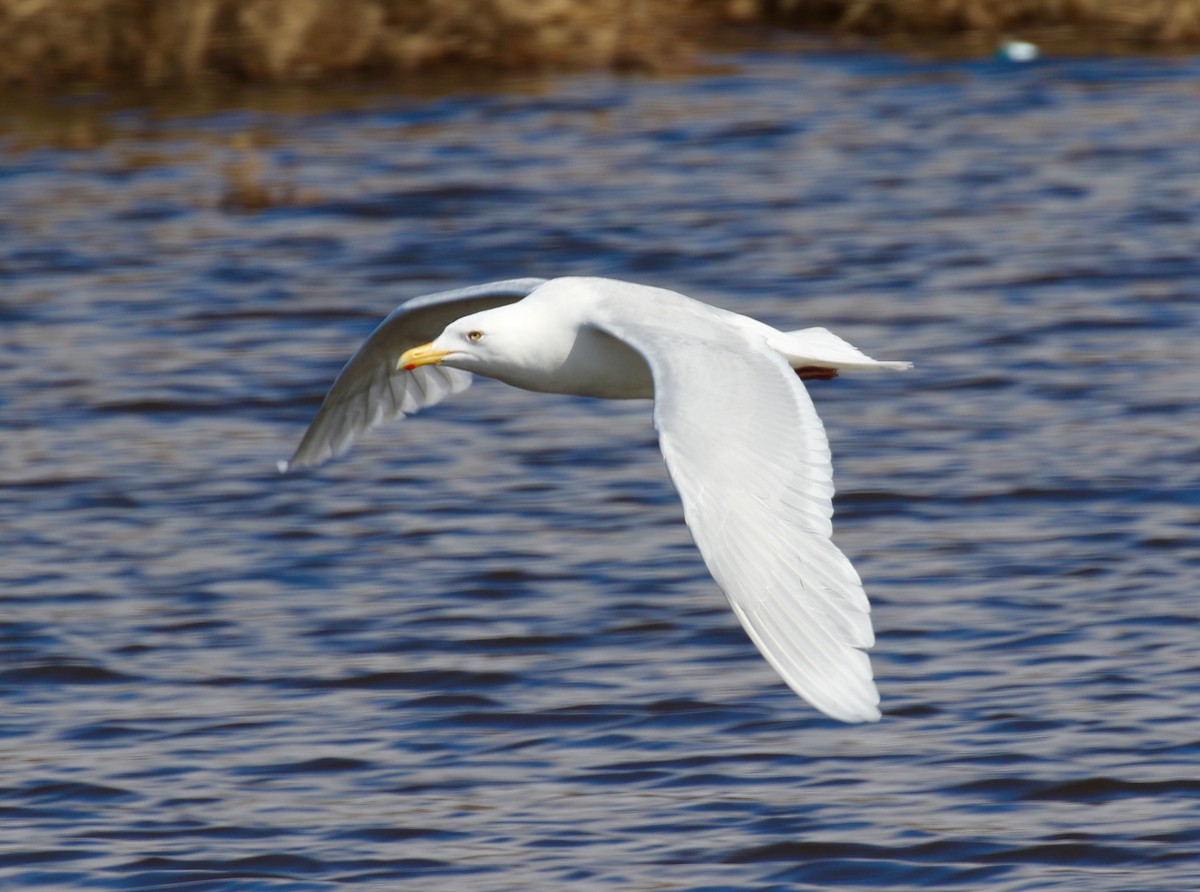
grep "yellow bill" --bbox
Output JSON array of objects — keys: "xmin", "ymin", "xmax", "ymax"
[{"xmin": 398, "ymin": 342, "xmax": 451, "ymax": 371}]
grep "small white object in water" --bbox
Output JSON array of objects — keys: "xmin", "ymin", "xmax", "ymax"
[
  {"xmin": 998, "ymin": 38, "xmax": 1039, "ymax": 63},
  {"xmin": 280, "ymin": 277, "xmax": 911, "ymax": 723}
]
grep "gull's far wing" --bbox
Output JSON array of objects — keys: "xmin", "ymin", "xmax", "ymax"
[
  {"xmin": 280, "ymin": 278, "xmax": 546, "ymax": 472},
  {"xmin": 592, "ymin": 299, "xmax": 881, "ymax": 722}
]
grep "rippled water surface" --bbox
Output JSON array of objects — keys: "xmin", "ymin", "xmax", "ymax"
[{"xmin": 3, "ymin": 46, "xmax": 1200, "ymax": 890}]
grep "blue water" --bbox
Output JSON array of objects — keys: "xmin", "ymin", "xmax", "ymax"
[{"xmin": 2, "ymin": 46, "xmax": 1200, "ymax": 890}]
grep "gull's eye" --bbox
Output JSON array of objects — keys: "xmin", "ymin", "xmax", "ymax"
[{"xmin": 466, "ymin": 330, "xmax": 484, "ymax": 342}]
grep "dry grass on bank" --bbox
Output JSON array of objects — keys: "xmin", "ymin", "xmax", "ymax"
[
  {"xmin": 2, "ymin": 0, "xmax": 1200, "ymax": 89},
  {"xmin": 0, "ymin": 0, "xmax": 701, "ymax": 88}
]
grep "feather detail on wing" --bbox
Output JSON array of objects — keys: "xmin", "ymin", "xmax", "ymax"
[
  {"xmin": 592, "ymin": 306, "xmax": 881, "ymax": 723},
  {"xmin": 280, "ymin": 278, "xmax": 546, "ymax": 471}
]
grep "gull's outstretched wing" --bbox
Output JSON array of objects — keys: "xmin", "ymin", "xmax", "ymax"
[
  {"xmin": 280, "ymin": 278, "xmax": 546, "ymax": 472},
  {"xmin": 591, "ymin": 296, "xmax": 880, "ymax": 722}
]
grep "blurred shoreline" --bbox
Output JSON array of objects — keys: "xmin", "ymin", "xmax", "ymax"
[{"xmin": 2, "ymin": 0, "xmax": 1200, "ymax": 91}]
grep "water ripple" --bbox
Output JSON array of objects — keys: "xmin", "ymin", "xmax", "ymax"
[{"xmin": 1, "ymin": 46, "xmax": 1199, "ymax": 891}]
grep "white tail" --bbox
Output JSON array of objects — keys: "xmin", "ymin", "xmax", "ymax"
[{"xmin": 768, "ymin": 327, "xmax": 913, "ymax": 372}]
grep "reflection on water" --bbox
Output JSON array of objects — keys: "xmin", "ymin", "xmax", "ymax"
[{"xmin": 2, "ymin": 49, "xmax": 1200, "ymax": 890}]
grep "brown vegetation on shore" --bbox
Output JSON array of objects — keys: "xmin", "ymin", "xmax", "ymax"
[
  {"xmin": 0, "ymin": 0, "xmax": 698, "ymax": 88},
  {"xmin": 1, "ymin": 0, "xmax": 1199, "ymax": 89}
]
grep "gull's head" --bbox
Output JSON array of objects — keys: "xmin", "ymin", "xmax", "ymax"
[{"xmin": 398, "ymin": 304, "xmax": 554, "ymax": 384}]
